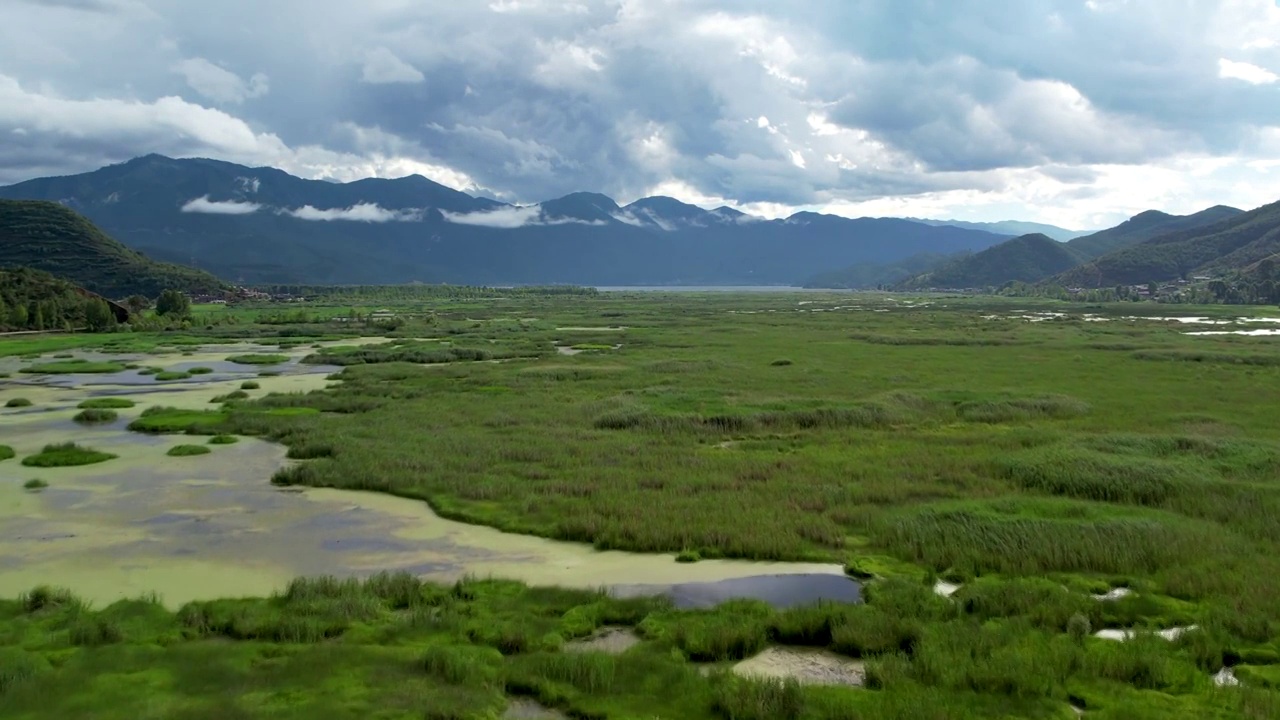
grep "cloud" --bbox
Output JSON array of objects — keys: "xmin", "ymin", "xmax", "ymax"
[
  {"xmin": 441, "ymin": 205, "xmax": 539, "ymax": 228},
  {"xmin": 361, "ymin": 48, "xmax": 425, "ymax": 84},
  {"xmin": 181, "ymin": 196, "xmax": 261, "ymax": 214},
  {"xmin": 3, "ymin": 0, "xmax": 1280, "ymax": 228},
  {"xmin": 172, "ymin": 58, "xmax": 269, "ymax": 103},
  {"xmin": 284, "ymin": 203, "xmax": 422, "ymax": 222},
  {"xmin": 1218, "ymin": 58, "xmax": 1279, "ymax": 85}
]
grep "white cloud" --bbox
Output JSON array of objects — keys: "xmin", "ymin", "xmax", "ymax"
[
  {"xmin": 181, "ymin": 195, "xmax": 260, "ymax": 214},
  {"xmin": 285, "ymin": 203, "xmax": 422, "ymax": 222},
  {"xmin": 1218, "ymin": 58, "xmax": 1279, "ymax": 84},
  {"xmin": 441, "ymin": 205, "xmax": 541, "ymax": 228},
  {"xmin": 361, "ymin": 47, "xmax": 425, "ymax": 84},
  {"xmin": 172, "ymin": 58, "xmax": 268, "ymax": 103}
]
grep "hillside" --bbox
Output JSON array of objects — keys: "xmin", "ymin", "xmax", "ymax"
[
  {"xmin": 0, "ymin": 266, "xmax": 122, "ymax": 331},
  {"xmin": 0, "ymin": 200, "xmax": 225, "ymax": 298},
  {"xmin": 897, "ymin": 234, "xmax": 1087, "ymax": 289},
  {"xmin": 802, "ymin": 252, "xmax": 959, "ymax": 289},
  {"xmin": 0, "ymin": 155, "xmax": 1009, "ymax": 286},
  {"xmin": 1064, "ymin": 205, "xmax": 1241, "ymax": 259},
  {"xmin": 1055, "ymin": 199, "xmax": 1280, "ymax": 288}
]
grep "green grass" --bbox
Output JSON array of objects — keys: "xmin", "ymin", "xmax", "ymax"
[
  {"xmin": 0, "ymin": 445, "xmax": 14, "ymax": 461},
  {"xmin": 4, "ymin": 397, "xmax": 33, "ymax": 408},
  {"xmin": 127, "ymin": 407, "xmax": 228, "ymax": 434},
  {"xmin": 166, "ymin": 444, "xmax": 212, "ymax": 457},
  {"xmin": 240, "ymin": 381, "xmax": 261, "ymax": 390},
  {"xmin": 19, "ymin": 360, "xmax": 126, "ymax": 374},
  {"xmin": 72, "ymin": 408, "xmax": 118, "ymax": 424},
  {"xmin": 226, "ymin": 354, "xmax": 290, "ymax": 365},
  {"xmin": 208, "ymin": 435, "xmax": 239, "ymax": 445},
  {"xmin": 77, "ymin": 398, "xmax": 136, "ymax": 409},
  {"xmin": 188, "ymin": 366, "xmax": 214, "ymax": 375},
  {"xmin": 23, "ymin": 478, "xmax": 47, "ymax": 490},
  {"xmin": 154, "ymin": 371, "xmax": 192, "ymax": 381},
  {"xmin": 21, "ymin": 442, "xmax": 117, "ymax": 467},
  {"xmin": 210, "ymin": 390, "xmax": 250, "ymax": 403}
]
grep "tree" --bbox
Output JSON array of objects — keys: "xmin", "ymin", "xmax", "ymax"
[
  {"xmin": 156, "ymin": 289, "xmax": 191, "ymax": 319},
  {"xmin": 124, "ymin": 295, "xmax": 150, "ymax": 315},
  {"xmin": 85, "ymin": 299, "xmax": 115, "ymax": 331}
]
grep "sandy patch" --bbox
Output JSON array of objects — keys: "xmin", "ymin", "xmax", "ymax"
[
  {"xmin": 732, "ymin": 646, "xmax": 865, "ymax": 687},
  {"xmin": 565, "ymin": 627, "xmax": 641, "ymax": 655},
  {"xmin": 503, "ymin": 699, "xmax": 567, "ymax": 720}
]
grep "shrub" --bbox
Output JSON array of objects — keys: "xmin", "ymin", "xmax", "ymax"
[
  {"xmin": 22, "ymin": 443, "xmax": 117, "ymax": 467},
  {"xmin": 21, "ymin": 585, "xmax": 77, "ymax": 613},
  {"xmin": 23, "ymin": 478, "xmax": 47, "ymax": 490},
  {"xmin": 208, "ymin": 435, "xmax": 239, "ymax": 445},
  {"xmin": 241, "ymin": 381, "xmax": 261, "ymax": 390},
  {"xmin": 210, "ymin": 390, "xmax": 250, "ymax": 404},
  {"xmin": 167, "ymin": 444, "xmax": 212, "ymax": 457},
  {"xmin": 73, "ymin": 409, "xmax": 118, "ymax": 424},
  {"xmin": 5, "ymin": 398, "xmax": 33, "ymax": 408},
  {"xmin": 77, "ymin": 398, "xmax": 135, "ymax": 409},
  {"xmin": 770, "ymin": 358, "xmax": 794, "ymax": 366},
  {"xmin": 0, "ymin": 445, "xmax": 14, "ymax": 462},
  {"xmin": 188, "ymin": 367, "xmax": 214, "ymax": 375}
]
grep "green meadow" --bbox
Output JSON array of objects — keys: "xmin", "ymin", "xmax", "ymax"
[{"xmin": 4, "ymin": 290, "xmax": 1280, "ymax": 717}]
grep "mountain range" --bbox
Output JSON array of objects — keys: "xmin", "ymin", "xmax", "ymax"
[
  {"xmin": 0, "ymin": 155, "xmax": 1019, "ymax": 286},
  {"xmin": 891, "ymin": 204, "xmax": 1267, "ymax": 291}
]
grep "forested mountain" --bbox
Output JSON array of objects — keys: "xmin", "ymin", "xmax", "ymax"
[
  {"xmin": 802, "ymin": 252, "xmax": 959, "ymax": 289},
  {"xmin": 0, "ymin": 200, "xmax": 225, "ymax": 298},
  {"xmin": 1064, "ymin": 206, "xmax": 1242, "ymax": 259},
  {"xmin": 1054, "ymin": 199, "xmax": 1280, "ymax": 288},
  {"xmin": 0, "ymin": 155, "xmax": 1009, "ymax": 286},
  {"xmin": 0, "ymin": 267, "xmax": 121, "ymax": 331},
  {"xmin": 897, "ymin": 234, "xmax": 1086, "ymax": 289}
]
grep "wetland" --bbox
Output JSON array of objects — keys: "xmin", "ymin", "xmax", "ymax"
[{"xmin": 4, "ymin": 291, "xmax": 1280, "ymax": 718}]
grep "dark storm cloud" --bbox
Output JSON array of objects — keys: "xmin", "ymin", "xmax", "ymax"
[{"xmin": 0, "ymin": 0, "xmax": 1277, "ymax": 224}]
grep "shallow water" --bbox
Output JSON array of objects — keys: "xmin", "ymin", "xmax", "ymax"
[{"xmin": 0, "ymin": 350, "xmax": 847, "ymax": 607}]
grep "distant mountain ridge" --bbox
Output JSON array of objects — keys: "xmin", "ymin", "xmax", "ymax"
[
  {"xmin": 896, "ymin": 234, "xmax": 1087, "ymax": 290},
  {"xmin": 0, "ymin": 199, "xmax": 225, "ymax": 298},
  {"xmin": 910, "ymin": 218, "xmax": 1088, "ymax": 241},
  {"xmin": 0, "ymin": 155, "xmax": 1010, "ymax": 286},
  {"xmin": 1054, "ymin": 200, "xmax": 1280, "ymax": 288}
]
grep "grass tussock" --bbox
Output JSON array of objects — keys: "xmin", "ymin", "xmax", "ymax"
[
  {"xmin": 21, "ymin": 442, "xmax": 117, "ymax": 467},
  {"xmin": 227, "ymin": 354, "xmax": 290, "ymax": 365},
  {"xmin": 0, "ymin": 445, "xmax": 14, "ymax": 462},
  {"xmin": 4, "ymin": 397, "xmax": 33, "ymax": 408},
  {"xmin": 77, "ymin": 398, "xmax": 135, "ymax": 409},
  {"xmin": 72, "ymin": 408, "xmax": 118, "ymax": 424},
  {"xmin": 167, "ymin": 444, "xmax": 212, "ymax": 457}
]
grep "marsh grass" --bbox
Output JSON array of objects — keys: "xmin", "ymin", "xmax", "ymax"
[
  {"xmin": 210, "ymin": 390, "xmax": 249, "ymax": 403},
  {"xmin": 18, "ymin": 293, "xmax": 1280, "ymax": 717},
  {"xmin": 77, "ymin": 398, "xmax": 136, "ymax": 409},
  {"xmin": 154, "ymin": 371, "xmax": 192, "ymax": 381},
  {"xmin": 20, "ymin": 360, "xmax": 126, "ymax": 374},
  {"xmin": 167, "ymin": 444, "xmax": 212, "ymax": 457},
  {"xmin": 188, "ymin": 367, "xmax": 214, "ymax": 375},
  {"xmin": 0, "ymin": 445, "xmax": 14, "ymax": 461},
  {"xmin": 23, "ymin": 478, "xmax": 47, "ymax": 490},
  {"xmin": 128, "ymin": 407, "xmax": 227, "ymax": 434},
  {"xmin": 208, "ymin": 435, "xmax": 239, "ymax": 445},
  {"xmin": 5, "ymin": 397, "xmax": 33, "ymax": 408},
  {"xmin": 73, "ymin": 408, "xmax": 118, "ymax": 424},
  {"xmin": 241, "ymin": 380, "xmax": 261, "ymax": 390},
  {"xmin": 21, "ymin": 442, "xmax": 116, "ymax": 467}
]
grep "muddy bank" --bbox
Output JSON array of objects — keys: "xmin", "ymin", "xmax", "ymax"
[{"xmin": 732, "ymin": 646, "xmax": 865, "ymax": 686}]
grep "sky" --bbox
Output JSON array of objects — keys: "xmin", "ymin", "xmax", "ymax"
[{"xmin": 1, "ymin": 0, "xmax": 1278, "ymax": 229}]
